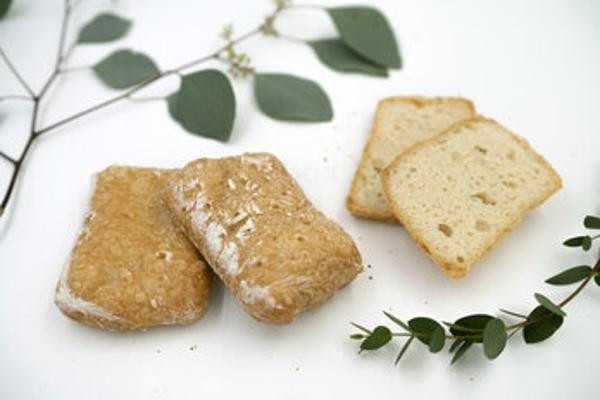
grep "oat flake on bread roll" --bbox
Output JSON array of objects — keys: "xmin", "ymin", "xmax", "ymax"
[{"xmin": 161, "ymin": 152, "xmax": 363, "ymax": 325}]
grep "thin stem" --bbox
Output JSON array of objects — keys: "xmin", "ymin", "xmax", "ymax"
[
  {"xmin": 0, "ymin": 47, "xmax": 36, "ymax": 98},
  {"xmin": 0, "ymin": 151, "xmax": 16, "ymax": 164},
  {"xmin": 37, "ymin": 25, "xmax": 264, "ymax": 136},
  {"xmin": 38, "ymin": 0, "xmax": 72, "ymax": 99},
  {"xmin": 286, "ymin": 4, "xmax": 325, "ymax": 11},
  {"xmin": 0, "ymin": 95, "xmax": 34, "ymax": 102},
  {"xmin": 278, "ymin": 33, "xmax": 307, "ymax": 44}
]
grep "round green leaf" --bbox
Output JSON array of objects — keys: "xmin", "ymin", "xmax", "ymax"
[
  {"xmin": 449, "ymin": 314, "xmax": 494, "ymax": 342},
  {"xmin": 168, "ymin": 69, "xmax": 235, "ymax": 142},
  {"xmin": 534, "ymin": 293, "xmax": 566, "ymax": 317},
  {"xmin": 594, "ymin": 274, "xmax": 600, "ymax": 287},
  {"xmin": 78, "ymin": 13, "xmax": 132, "ymax": 44},
  {"xmin": 482, "ymin": 318, "xmax": 507, "ymax": 360},
  {"xmin": 308, "ymin": 39, "xmax": 388, "ymax": 77},
  {"xmin": 93, "ymin": 50, "xmax": 159, "ymax": 89},
  {"xmin": 0, "ymin": 0, "xmax": 12, "ymax": 20},
  {"xmin": 583, "ymin": 215, "xmax": 600, "ymax": 229},
  {"xmin": 545, "ymin": 265, "xmax": 592, "ymax": 286},
  {"xmin": 254, "ymin": 73, "xmax": 332, "ymax": 122},
  {"xmin": 327, "ymin": 6, "xmax": 401, "ymax": 69},
  {"xmin": 360, "ymin": 326, "xmax": 392, "ymax": 351},
  {"xmin": 408, "ymin": 317, "xmax": 445, "ymax": 353},
  {"xmin": 523, "ymin": 306, "xmax": 564, "ymax": 344}
]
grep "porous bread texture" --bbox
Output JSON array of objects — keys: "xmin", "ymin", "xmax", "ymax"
[
  {"xmin": 347, "ymin": 96, "xmax": 476, "ymax": 221},
  {"xmin": 55, "ymin": 166, "xmax": 211, "ymax": 331},
  {"xmin": 161, "ymin": 152, "xmax": 363, "ymax": 325},
  {"xmin": 381, "ymin": 117, "xmax": 562, "ymax": 278}
]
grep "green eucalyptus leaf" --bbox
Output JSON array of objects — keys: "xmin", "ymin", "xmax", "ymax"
[
  {"xmin": 78, "ymin": 13, "xmax": 132, "ymax": 44},
  {"xmin": 523, "ymin": 306, "xmax": 564, "ymax": 344},
  {"xmin": 350, "ymin": 322, "xmax": 371, "ymax": 335},
  {"xmin": 582, "ymin": 236, "xmax": 592, "ymax": 251},
  {"xmin": 394, "ymin": 335, "xmax": 414, "ymax": 365},
  {"xmin": 308, "ymin": 39, "xmax": 388, "ymax": 77},
  {"xmin": 583, "ymin": 215, "xmax": 600, "ymax": 229},
  {"xmin": 408, "ymin": 317, "xmax": 445, "ymax": 353},
  {"xmin": 448, "ymin": 339, "xmax": 464, "ymax": 354},
  {"xmin": 595, "ymin": 274, "xmax": 600, "ymax": 287},
  {"xmin": 382, "ymin": 311, "xmax": 410, "ymax": 332},
  {"xmin": 350, "ymin": 334, "xmax": 366, "ymax": 340},
  {"xmin": 482, "ymin": 318, "xmax": 507, "ymax": 360},
  {"xmin": 168, "ymin": 69, "xmax": 235, "ymax": 142},
  {"xmin": 449, "ymin": 314, "xmax": 494, "ymax": 342},
  {"xmin": 360, "ymin": 326, "xmax": 392, "ymax": 351},
  {"xmin": 451, "ymin": 340, "xmax": 473, "ymax": 365},
  {"xmin": 545, "ymin": 265, "xmax": 592, "ymax": 286},
  {"xmin": 254, "ymin": 73, "xmax": 332, "ymax": 122},
  {"xmin": 327, "ymin": 6, "xmax": 401, "ymax": 69},
  {"xmin": 534, "ymin": 293, "xmax": 566, "ymax": 317},
  {"xmin": 563, "ymin": 236, "xmax": 586, "ymax": 247},
  {"xmin": 93, "ymin": 50, "xmax": 159, "ymax": 89},
  {"xmin": 0, "ymin": 0, "xmax": 12, "ymax": 20}
]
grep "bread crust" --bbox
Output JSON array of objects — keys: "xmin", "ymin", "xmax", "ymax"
[
  {"xmin": 55, "ymin": 167, "xmax": 211, "ymax": 331},
  {"xmin": 347, "ymin": 96, "xmax": 476, "ymax": 221},
  {"xmin": 162, "ymin": 153, "xmax": 363, "ymax": 324},
  {"xmin": 381, "ymin": 116, "xmax": 562, "ymax": 278}
]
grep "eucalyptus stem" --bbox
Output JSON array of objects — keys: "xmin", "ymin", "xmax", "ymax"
[
  {"xmin": 353, "ymin": 235, "xmax": 600, "ymax": 365},
  {"xmin": 0, "ymin": 95, "xmax": 34, "ymax": 102},
  {"xmin": 0, "ymin": 1, "xmax": 286, "ymax": 220}
]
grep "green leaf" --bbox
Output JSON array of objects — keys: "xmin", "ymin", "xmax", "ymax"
[
  {"xmin": 350, "ymin": 334, "xmax": 366, "ymax": 340},
  {"xmin": 308, "ymin": 39, "xmax": 388, "ymax": 77},
  {"xmin": 451, "ymin": 340, "xmax": 473, "ymax": 365},
  {"xmin": 350, "ymin": 322, "xmax": 372, "ymax": 335},
  {"xmin": 582, "ymin": 236, "xmax": 592, "ymax": 251},
  {"xmin": 449, "ymin": 339, "xmax": 464, "ymax": 354},
  {"xmin": 327, "ymin": 6, "xmax": 401, "ymax": 69},
  {"xmin": 382, "ymin": 311, "xmax": 410, "ymax": 332},
  {"xmin": 408, "ymin": 317, "xmax": 445, "ymax": 353},
  {"xmin": 449, "ymin": 314, "xmax": 494, "ymax": 342},
  {"xmin": 563, "ymin": 236, "xmax": 585, "ymax": 247},
  {"xmin": 93, "ymin": 50, "xmax": 159, "ymax": 89},
  {"xmin": 534, "ymin": 293, "xmax": 566, "ymax": 317},
  {"xmin": 360, "ymin": 326, "xmax": 392, "ymax": 352},
  {"xmin": 0, "ymin": 0, "xmax": 12, "ymax": 20},
  {"xmin": 523, "ymin": 306, "xmax": 564, "ymax": 344},
  {"xmin": 595, "ymin": 274, "xmax": 600, "ymax": 287},
  {"xmin": 254, "ymin": 73, "xmax": 332, "ymax": 122},
  {"xmin": 78, "ymin": 13, "xmax": 132, "ymax": 44},
  {"xmin": 584, "ymin": 215, "xmax": 600, "ymax": 229},
  {"xmin": 545, "ymin": 265, "xmax": 592, "ymax": 286},
  {"xmin": 168, "ymin": 69, "xmax": 235, "ymax": 141},
  {"xmin": 394, "ymin": 335, "xmax": 414, "ymax": 365},
  {"xmin": 482, "ymin": 318, "xmax": 507, "ymax": 360}
]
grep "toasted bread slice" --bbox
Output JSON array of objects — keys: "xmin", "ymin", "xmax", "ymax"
[
  {"xmin": 347, "ymin": 96, "xmax": 476, "ymax": 221},
  {"xmin": 381, "ymin": 117, "xmax": 562, "ymax": 278},
  {"xmin": 55, "ymin": 167, "xmax": 211, "ymax": 331},
  {"xmin": 161, "ymin": 153, "xmax": 362, "ymax": 325}
]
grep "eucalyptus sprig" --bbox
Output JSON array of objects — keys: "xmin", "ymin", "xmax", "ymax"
[
  {"xmin": 0, "ymin": 0, "xmax": 401, "ymax": 221},
  {"xmin": 351, "ymin": 215, "xmax": 600, "ymax": 365}
]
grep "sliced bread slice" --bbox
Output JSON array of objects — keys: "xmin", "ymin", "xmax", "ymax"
[
  {"xmin": 346, "ymin": 96, "xmax": 476, "ymax": 221},
  {"xmin": 381, "ymin": 117, "xmax": 562, "ymax": 278}
]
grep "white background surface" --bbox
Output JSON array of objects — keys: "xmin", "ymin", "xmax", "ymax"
[{"xmin": 1, "ymin": 0, "xmax": 599, "ymax": 399}]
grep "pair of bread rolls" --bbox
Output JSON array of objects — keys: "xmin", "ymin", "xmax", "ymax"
[{"xmin": 56, "ymin": 153, "xmax": 362, "ymax": 331}]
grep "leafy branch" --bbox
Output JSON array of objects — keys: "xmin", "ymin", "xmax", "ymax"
[
  {"xmin": 0, "ymin": 0, "xmax": 400, "ymax": 220},
  {"xmin": 351, "ymin": 215, "xmax": 600, "ymax": 365}
]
